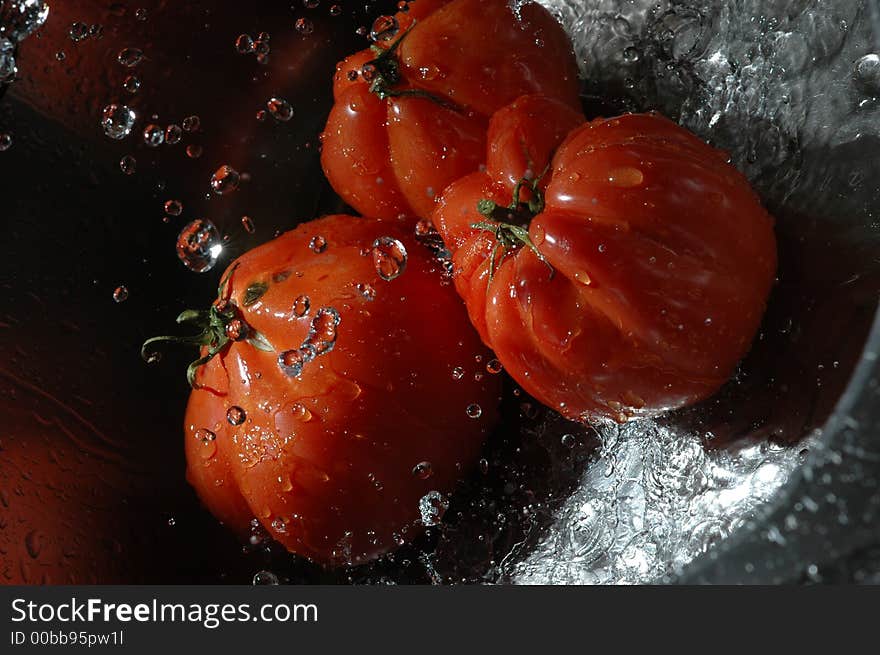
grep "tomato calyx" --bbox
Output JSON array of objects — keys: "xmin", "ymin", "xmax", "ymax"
[
  {"xmin": 141, "ymin": 264, "xmax": 274, "ymax": 388},
  {"xmin": 470, "ymin": 173, "xmax": 553, "ymax": 284},
  {"xmin": 363, "ymin": 24, "xmax": 449, "ymax": 106}
]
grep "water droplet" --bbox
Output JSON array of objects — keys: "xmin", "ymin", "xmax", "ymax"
[
  {"xmin": 176, "ymin": 219, "xmax": 222, "ymax": 273},
  {"xmin": 295, "ymin": 18, "xmax": 314, "ymax": 35},
  {"xmin": 226, "ymin": 406, "xmax": 246, "ymax": 426},
  {"xmin": 55, "ymin": 50, "xmax": 65, "ymax": 61},
  {"xmin": 182, "ymin": 115, "xmax": 200, "ymax": 132},
  {"xmin": 419, "ymin": 491, "xmax": 448, "ymax": 526},
  {"xmin": 194, "ymin": 428, "xmax": 216, "ymax": 443},
  {"xmin": 142, "ymin": 123, "xmax": 164, "ymax": 147},
  {"xmin": 623, "ymin": 46, "xmax": 640, "ymax": 63},
  {"xmin": 278, "ymin": 307, "xmax": 341, "ymax": 377},
  {"xmin": 252, "ymin": 570, "xmax": 279, "ymax": 585},
  {"xmin": 235, "ymin": 33, "xmax": 254, "ymax": 53},
  {"xmin": 854, "ymin": 53, "xmax": 880, "ymax": 96},
  {"xmin": 24, "ymin": 530, "xmax": 43, "ymax": 559},
  {"xmin": 134, "ymin": 7, "xmax": 147, "ymax": 21},
  {"xmin": 186, "ymin": 144, "xmax": 202, "ymax": 159},
  {"xmin": 1, "ymin": 0, "xmax": 49, "ymax": 42},
  {"xmin": 309, "ymin": 235, "xmax": 327, "ymax": 253},
  {"xmin": 117, "ymin": 46, "xmax": 143, "ymax": 67},
  {"xmin": 371, "ymin": 236, "xmax": 407, "ymax": 281},
  {"xmin": 68, "ymin": 22, "xmax": 89, "ymax": 42},
  {"xmin": 211, "ymin": 164, "xmax": 240, "ymax": 195},
  {"xmin": 452, "ymin": 366, "xmax": 465, "ymax": 380},
  {"xmin": 290, "ymin": 402, "xmax": 313, "ymax": 422},
  {"xmin": 266, "ymin": 97, "xmax": 293, "ymax": 121},
  {"xmin": 119, "ymin": 154, "xmax": 136, "ymax": 174},
  {"xmin": 277, "ymin": 347, "xmax": 313, "ymax": 378},
  {"xmin": 466, "ymin": 403, "xmax": 482, "ymax": 419},
  {"xmin": 241, "ymin": 215, "xmax": 255, "ymax": 234},
  {"xmin": 164, "ymin": 124, "xmax": 182, "ymax": 145},
  {"xmin": 101, "ymin": 103, "xmax": 136, "ymax": 140},
  {"xmin": 356, "ymin": 283, "xmax": 376, "ymax": 301},
  {"xmin": 292, "ymin": 295, "xmax": 310, "ymax": 318},
  {"xmin": 164, "ymin": 199, "xmax": 182, "ymax": 216},
  {"xmin": 412, "ymin": 461, "xmax": 433, "ymax": 480},
  {"xmin": 112, "ymin": 285, "xmax": 129, "ymax": 303},
  {"xmin": 370, "ymin": 15, "xmax": 399, "ymax": 42},
  {"xmin": 0, "ymin": 38, "xmax": 16, "ymax": 82},
  {"xmin": 123, "ymin": 75, "xmax": 140, "ymax": 93},
  {"xmin": 479, "ymin": 458, "xmax": 489, "ymax": 475},
  {"xmin": 561, "ymin": 433, "xmax": 576, "ymax": 448},
  {"xmin": 0, "ymin": 133, "xmax": 12, "ymax": 151},
  {"xmin": 486, "ymin": 359, "xmax": 503, "ymax": 374}
]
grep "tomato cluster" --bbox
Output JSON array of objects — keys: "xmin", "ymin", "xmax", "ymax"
[{"xmin": 152, "ymin": 0, "xmax": 777, "ymax": 566}]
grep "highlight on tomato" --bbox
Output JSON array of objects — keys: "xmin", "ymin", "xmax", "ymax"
[
  {"xmin": 320, "ymin": 0, "xmax": 581, "ymax": 222},
  {"xmin": 144, "ymin": 215, "xmax": 501, "ymax": 566},
  {"xmin": 432, "ymin": 94, "xmax": 778, "ymax": 423}
]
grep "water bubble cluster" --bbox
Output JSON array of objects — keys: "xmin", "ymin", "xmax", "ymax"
[
  {"xmin": 419, "ymin": 491, "xmax": 448, "ymax": 527},
  {"xmin": 278, "ymin": 307, "xmax": 341, "ymax": 378},
  {"xmin": 176, "ymin": 219, "xmax": 222, "ymax": 273}
]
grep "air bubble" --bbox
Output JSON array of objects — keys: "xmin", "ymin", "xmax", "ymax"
[
  {"xmin": 142, "ymin": 124, "xmax": 164, "ymax": 147},
  {"xmin": 0, "ymin": 133, "xmax": 11, "ymax": 151},
  {"xmin": 412, "ymin": 461, "xmax": 433, "ymax": 480},
  {"xmin": 112, "ymin": 285, "xmax": 129, "ymax": 303},
  {"xmin": 241, "ymin": 215, "xmax": 255, "ymax": 234},
  {"xmin": 119, "ymin": 155, "xmax": 136, "ymax": 174},
  {"xmin": 164, "ymin": 200, "xmax": 182, "ymax": 216},
  {"xmin": 123, "ymin": 75, "xmax": 140, "ymax": 93},
  {"xmin": 466, "ymin": 403, "xmax": 482, "ymax": 419},
  {"xmin": 235, "ymin": 34, "xmax": 254, "ymax": 54},
  {"xmin": 295, "ymin": 18, "xmax": 314, "ymax": 35}
]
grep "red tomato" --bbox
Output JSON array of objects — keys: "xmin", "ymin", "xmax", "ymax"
[
  {"xmin": 159, "ymin": 215, "xmax": 500, "ymax": 566},
  {"xmin": 320, "ymin": 0, "xmax": 581, "ymax": 222},
  {"xmin": 433, "ymin": 95, "xmax": 777, "ymax": 423}
]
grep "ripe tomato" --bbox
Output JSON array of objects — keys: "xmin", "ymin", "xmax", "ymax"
[
  {"xmin": 320, "ymin": 0, "xmax": 581, "ymax": 222},
  {"xmin": 151, "ymin": 215, "xmax": 500, "ymax": 566},
  {"xmin": 433, "ymin": 95, "xmax": 777, "ymax": 423}
]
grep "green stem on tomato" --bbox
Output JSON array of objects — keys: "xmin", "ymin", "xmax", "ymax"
[
  {"xmin": 470, "ymin": 168, "xmax": 554, "ymax": 285},
  {"xmin": 141, "ymin": 264, "xmax": 275, "ymax": 389}
]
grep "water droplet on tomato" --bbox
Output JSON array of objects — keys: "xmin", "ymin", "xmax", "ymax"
[
  {"xmin": 309, "ymin": 235, "xmax": 327, "ymax": 253},
  {"xmin": 371, "ymin": 236, "xmax": 407, "ymax": 281},
  {"xmin": 292, "ymin": 295, "xmax": 311, "ymax": 318},
  {"xmin": 606, "ymin": 167, "xmax": 644, "ymax": 187},
  {"xmin": 356, "ymin": 283, "xmax": 376, "ymax": 301},
  {"xmin": 370, "ymin": 15, "xmax": 399, "ymax": 42},
  {"xmin": 226, "ymin": 406, "xmax": 246, "ymax": 426}
]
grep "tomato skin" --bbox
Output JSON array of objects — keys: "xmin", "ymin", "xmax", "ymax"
[
  {"xmin": 320, "ymin": 0, "xmax": 580, "ymax": 221},
  {"xmin": 184, "ymin": 215, "xmax": 500, "ymax": 566},
  {"xmin": 433, "ymin": 97, "xmax": 777, "ymax": 423}
]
